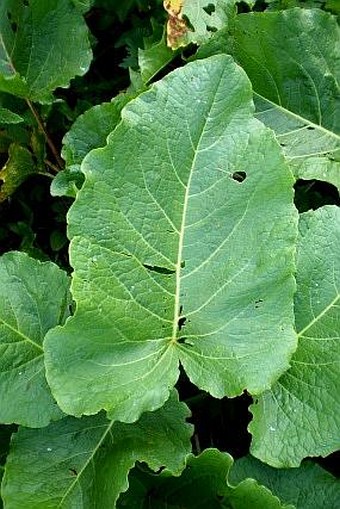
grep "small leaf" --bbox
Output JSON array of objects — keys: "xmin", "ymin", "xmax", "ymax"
[
  {"xmin": 0, "ymin": 107, "xmax": 23, "ymax": 124},
  {"xmin": 231, "ymin": 455, "xmax": 340, "ymax": 509},
  {"xmin": 0, "ymin": 251, "xmax": 70, "ymax": 427},
  {"xmin": 45, "ymin": 55, "xmax": 297, "ymax": 422},
  {"xmin": 1, "ymin": 391, "xmax": 193, "ymax": 509},
  {"xmin": 250, "ymin": 206, "xmax": 340, "ymax": 466},
  {"xmin": 0, "ymin": 143, "xmax": 37, "ymax": 201},
  {"xmin": 118, "ymin": 449, "xmax": 291, "ymax": 508},
  {"xmin": 62, "ymin": 95, "xmax": 133, "ymax": 168},
  {"xmin": 52, "ymin": 94, "xmax": 134, "ymax": 198},
  {"xmin": 0, "ymin": 0, "xmax": 92, "ymax": 103}
]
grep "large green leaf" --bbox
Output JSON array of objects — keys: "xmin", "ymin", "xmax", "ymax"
[
  {"xmin": 45, "ymin": 54, "xmax": 297, "ymax": 422},
  {"xmin": 0, "ymin": 0, "xmax": 92, "ymax": 103},
  {"xmin": 0, "ymin": 251, "xmax": 69, "ymax": 427},
  {"xmin": 118, "ymin": 449, "xmax": 291, "ymax": 508},
  {"xmin": 1, "ymin": 392, "xmax": 193, "ymax": 509},
  {"xmin": 231, "ymin": 455, "xmax": 340, "ymax": 509},
  {"xmin": 250, "ymin": 206, "xmax": 340, "ymax": 466},
  {"xmin": 227, "ymin": 9, "xmax": 340, "ymax": 189}
]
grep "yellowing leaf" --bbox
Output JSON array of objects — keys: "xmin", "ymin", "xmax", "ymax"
[
  {"xmin": 164, "ymin": 0, "xmax": 188, "ymax": 49},
  {"xmin": 0, "ymin": 143, "xmax": 37, "ymax": 201}
]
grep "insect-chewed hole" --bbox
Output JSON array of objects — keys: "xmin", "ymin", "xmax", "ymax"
[
  {"xmin": 232, "ymin": 171, "xmax": 247, "ymax": 183},
  {"xmin": 178, "ymin": 316, "xmax": 186, "ymax": 330},
  {"xmin": 203, "ymin": 3, "xmax": 216, "ymax": 15},
  {"xmin": 307, "ymin": 126, "xmax": 315, "ymax": 130}
]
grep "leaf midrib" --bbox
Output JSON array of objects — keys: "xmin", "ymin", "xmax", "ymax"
[
  {"xmin": 58, "ymin": 421, "xmax": 114, "ymax": 507},
  {"xmin": 255, "ymin": 92, "xmax": 340, "ymax": 144},
  {"xmin": 171, "ymin": 67, "xmax": 225, "ymax": 344},
  {"xmin": 297, "ymin": 293, "xmax": 340, "ymax": 339},
  {"xmin": 0, "ymin": 316, "xmax": 43, "ymax": 352},
  {"xmin": 0, "ymin": 32, "xmax": 17, "ymax": 76}
]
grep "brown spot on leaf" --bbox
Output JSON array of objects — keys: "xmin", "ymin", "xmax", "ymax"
[{"xmin": 163, "ymin": 0, "xmax": 188, "ymax": 49}]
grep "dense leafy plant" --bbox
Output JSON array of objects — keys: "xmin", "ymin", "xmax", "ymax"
[{"xmin": 0, "ymin": 0, "xmax": 339, "ymax": 507}]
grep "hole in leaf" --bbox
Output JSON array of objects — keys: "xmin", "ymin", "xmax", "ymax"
[
  {"xmin": 307, "ymin": 126, "xmax": 315, "ymax": 130},
  {"xmin": 178, "ymin": 316, "xmax": 187, "ymax": 330},
  {"xmin": 69, "ymin": 468, "xmax": 77, "ymax": 476},
  {"xmin": 207, "ymin": 25, "xmax": 218, "ymax": 33},
  {"xmin": 237, "ymin": 1, "xmax": 251, "ymax": 13},
  {"xmin": 142, "ymin": 263, "xmax": 175, "ymax": 275},
  {"xmin": 153, "ymin": 466, "xmax": 165, "ymax": 474},
  {"xmin": 10, "ymin": 21, "xmax": 18, "ymax": 32},
  {"xmin": 203, "ymin": 3, "xmax": 216, "ymax": 14},
  {"xmin": 254, "ymin": 298, "xmax": 263, "ymax": 308},
  {"xmin": 232, "ymin": 171, "xmax": 247, "ymax": 183},
  {"xmin": 294, "ymin": 179, "xmax": 340, "ymax": 212},
  {"xmin": 181, "ymin": 260, "xmax": 185, "ymax": 268},
  {"xmin": 177, "ymin": 336, "xmax": 187, "ymax": 344},
  {"xmin": 280, "ymin": 143, "xmax": 286, "ymax": 147}
]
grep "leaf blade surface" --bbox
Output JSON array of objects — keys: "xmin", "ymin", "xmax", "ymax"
[
  {"xmin": 0, "ymin": 252, "xmax": 69, "ymax": 427},
  {"xmin": 1, "ymin": 392, "xmax": 192, "ymax": 509},
  {"xmin": 45, "ymin": 54, "xmax": 297, "ymax": 421},
  {"xmin": 250, "ymin": 206, "xmax": 340, "ymax": 466},
  {"xmin": 0, "ymin": 0, "xmax": 92, "ymax": 102}
]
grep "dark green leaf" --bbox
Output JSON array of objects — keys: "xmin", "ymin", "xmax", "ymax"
[
  {"xmin": 118, "ymin": 449, "xmax": 292, "ymax": 508},
  {"xmin": 0, "ymin": 0, "xmax": 92, "ymax": 102},
  {"xmin": 231, "ymin": 455, "xmax": 340, "ymax": 509},
  {"xmin": 0, "ymin": 251, "xmax": 69, "ymax": 427},
  {"xmin": 1, "ymin": 392, "xmax": 192, "ymax": 508},
  {"xmin": 0, "ymin": 107, "xmax": 23, "ymax": 124}
]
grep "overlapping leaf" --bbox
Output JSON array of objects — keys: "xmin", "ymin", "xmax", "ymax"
[
  {"xmin": 0, "ymin": 252, "xmax": 70, "ymax": 427},
  {"xmin": 1, "ymin": 392, "xmax": 192, "ymax": 509},
  {"xmin": 231, "ymin": 455, "xmax": 340, "ymax": 509},
  {"xmin": 164, "ymin": 0, "xmax": 235, "ymax": 48},
  {"xmin": 250, "ymin": 206, "xmax": 340, "ymax": 466},
  {"xmin": 45, "ymin": 55, "xmax": 297, "ymax": 421},
  {"xmin": 227, "ymin": 9, "xmax": 340, "ymax": 189},
  {"xmin": 118, "ymin": 449, "xmax": 291, "ymax": 508},
  {"xmin": 52, "ymin": 94, "xmax": 133, "ymax": 198},
  {"xmin": 0, "ymin": 0, "xmax": 92, "ymax": 102}
]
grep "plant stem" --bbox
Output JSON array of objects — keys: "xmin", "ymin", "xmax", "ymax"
[
  {"xmin": 44, "ymin": 159, "xmax": 61, "ymax": 174},
  {"xmin": 26, "ymin": 100, "xmax": 64, "ymax": 170}
]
